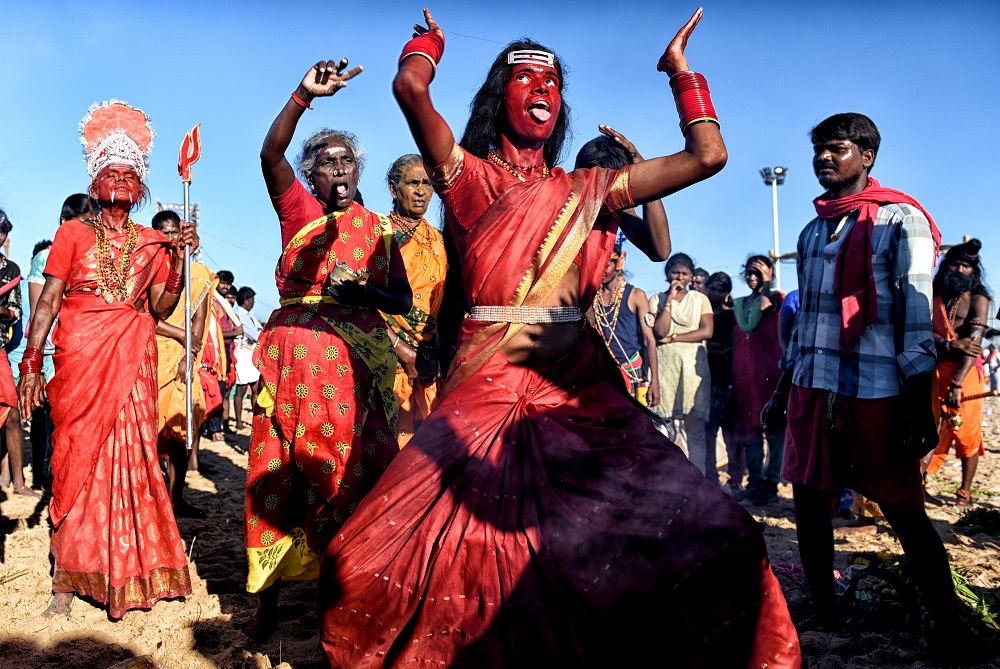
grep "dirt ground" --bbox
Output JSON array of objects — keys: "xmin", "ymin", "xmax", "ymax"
[{"xmin": 1, "ymin": 398, "xmax": 999, "ymax": 669}]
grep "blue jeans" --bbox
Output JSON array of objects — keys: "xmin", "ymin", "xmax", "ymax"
[{"xmin": 743, "ymin": 428, "xmax": 784, "ymax": 491}]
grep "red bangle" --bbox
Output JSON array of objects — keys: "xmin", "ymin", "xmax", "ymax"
[
  {"xmin": 18, "ymin": 347, "xmax": 43, "ymax": 376},
  {"xmin": 290, "ymin": 91, "xmax": 313, "ymax": 110},
  {"xmin": 399, "ymin": 32, "xmax": 444, "ymax": 80},
  {"xmin": 22, "ymin": 346, "xmax": 43, "ymax": 365},
  {"xmin": 669, "ymin": 71, "xmax": 719, "ymax": 136},
  {"xmin": 165, "ymin": 268, "xmax": 183, "ymax": 294}
]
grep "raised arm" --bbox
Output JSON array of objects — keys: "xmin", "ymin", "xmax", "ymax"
[
  {"xmin": 598, "ymin": 125, "xmax": 671, "ymax": 261},
  {"xmin": 392, "ymin": 9, "xmax": 457, "ymax": 168},
  {"xmin": 261, "ymin": 59, "xmax": 364, "ymax": 197},
  {"xmin": 149, "ymin": 222, "xmax": 200, "ymax": 321},
  {"xmin": 627, "ymin": 8, "xmax": 728, "ymax": 205}
]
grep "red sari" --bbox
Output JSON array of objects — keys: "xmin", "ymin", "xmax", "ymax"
[
  {"xmin": 244, "ymin": 182, "xmax": 405, "ymax": 592},
  {"xmin": 44, "ymin": 219, "xmax": 191, "ymax": 618},
  {"xmin": 318, "ymin": 146, "xmax": 801, "ymax": 668}
]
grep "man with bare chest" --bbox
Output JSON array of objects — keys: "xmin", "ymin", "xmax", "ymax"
[{"xmin": 923, "ymin": 239, "xmax": 991, "ymax": 506}]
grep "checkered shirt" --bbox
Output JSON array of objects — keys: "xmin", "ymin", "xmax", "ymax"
[{"xmin": 781, "ymin": 203, "xmax": 936, "ymax": 399}]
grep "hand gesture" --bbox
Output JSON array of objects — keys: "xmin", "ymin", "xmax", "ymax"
[
  {"xmin": 760, "ymin": 392, "xmax": 787, "ymax": 432},
  {"xmin": 750, "ymin": 258, "xmax": 773, "ymax": 284},
  {"xmin": 299, "ymin": 59, "xmax": 364, "ymax": 99},
  {"xmin": 657, "ymin": 7, "xmax": 703, "ymax": 77},
  {"xmin": 952, "ymin": 337, "xmax": 983, "ymax": 357},
  {"xmin": 17, "ymin": 373, "xmax": 46, "ymax": 420},
  {"xmin": 599, "ymin": 125, "xmax": 643, "ymax": 163},
  {"xmin": 173, "ymin": 221, "xmax": 200, "ymax": 258},
  {"xmin": 413, "ymin": 8, "xmax": 445, "ymax": 43},
  {"xmin": 327, "ymin": 274, "xmax": 368, "ymax": 307}
]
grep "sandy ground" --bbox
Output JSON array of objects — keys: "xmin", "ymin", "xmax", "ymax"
[{"xmin": 1, "ymin": 398, "xmax": 999, "ymax": 669}]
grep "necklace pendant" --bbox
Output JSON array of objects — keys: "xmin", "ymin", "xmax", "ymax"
[
  {"xmin": 105, "ymin": 293, "xmax": 115, "ymax": 304},
  {"xmin": 829, "ymin": 232, "xmax": 839, "ymax": 242}
]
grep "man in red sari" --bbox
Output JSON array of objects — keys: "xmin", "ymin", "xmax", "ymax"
[
  {"xmin": 18, "ymin": 101, "xmax": 197, "ymax": 618},
  {"xmin": 318, "ymin": 10, "xmax": 800, "ymax": 668}
]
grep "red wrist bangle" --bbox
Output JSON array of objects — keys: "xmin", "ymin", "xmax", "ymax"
[
  {"xmin": 290, "ymin": 91, "xmax": 313, "ymax": 109},
  {"xmin": 669, "ymin": 71, "xmax": 720, "ymax": 136},
  {"xmin": 19, "ymin": 346, "xmax": 43, "ymax": 376},
  {"xmin": 165, "ymin": 268, "xmax": 183, "ymax": 294},
  {"xmin": 22, "ymin": 346, "xmax": 43, "ymax": 364},
  {"xmin": 18, "ymin": 359, "xmax": 41, "ymax": 376},
  {"xmin": 399, "ymin": 32, "xmax": 445, "ymax": 80}
]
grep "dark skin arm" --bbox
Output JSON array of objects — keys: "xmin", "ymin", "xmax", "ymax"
[
  {"xmin": 147, "ymin": 222, "xmax": 200, "ymax": 321},
  {"xmin": 17, "ymin": 277, "xmax": 63, "ymax": 418},
  {"xmin": 943, "ymin": 294, "xmax": 989, "ymax": 408},
  {"xmin": 328, "ymin": 275, "xmax": 413, "ymax": 316},
  {"xmin": 630, "ymin": 287, "xmax": 660, "ymax": 406},
  {"xmin": 395, "ymin": 8, "xmax": 726, "ymax": 214},
  {"xmin": 598, "ymin": 125, "xmax": 671, "ymax": 261}
]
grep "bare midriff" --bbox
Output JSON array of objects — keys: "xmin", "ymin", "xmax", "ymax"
[{"xmin": 501, "ymin": 264, "xmax": 584, "ymax": 367}]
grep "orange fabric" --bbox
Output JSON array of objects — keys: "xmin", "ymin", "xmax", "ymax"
[
  {"xmin": 383, "ymin": 219, "xmax": 448, "ymax": 446},
  {"xmin": 42, "ymin": 218, "xmax": 191, "ymax": 617}
]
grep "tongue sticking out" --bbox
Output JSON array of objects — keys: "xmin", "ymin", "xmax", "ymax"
[{"xmin": 528, "ymin": 107, "xmax": 551, "ymax": 123}]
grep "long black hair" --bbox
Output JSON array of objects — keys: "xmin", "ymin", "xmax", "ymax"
[{"xmin": 459, "ymin": 39, "xmax": 571, "ymax": 167}]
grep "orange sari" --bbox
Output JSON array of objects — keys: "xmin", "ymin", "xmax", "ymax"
[
  {"xmin": 382, "ymin": 218, "xmax": 448, "ymax": 445},
  {"xmin": 44, "ymin": 219, "xmax": 191, "ymax": 618}
]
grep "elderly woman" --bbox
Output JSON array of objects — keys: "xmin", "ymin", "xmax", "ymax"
[
  {"xmin": 381, "ymin": 154, "xmax": 448, "ymax": 446},
  {"xmin": 18, "ymin": 101, "xmax": 197, "ymax": 618},
  {"xmin": 244, "ymin": 58, "xmax": 412, "ymax": 639}
]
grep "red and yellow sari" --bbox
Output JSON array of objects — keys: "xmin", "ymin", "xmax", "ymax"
[
  {"xmin": 44, "ymin": 219, "xmax": 191, "ymax": 618},
  {"xmin": 244, "ymin": 195, "xmax": 403, "ymax": 593},
  {"xmin": 382, "ymin": 218, "xmax": 448, "ymax": 446},
  {"xmin": 319, "ymin": 146, "xmax": 801, "ymax": 668}
]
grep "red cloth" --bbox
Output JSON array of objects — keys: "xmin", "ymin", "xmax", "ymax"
[
  {"xmin": 43, "ymin": 219, "xmax": 191, "ymax": 617},
  {"xmin": 731, "ymin": 296, "xmax": 784, "ymax": 441},
  {"xmin": 0, "ymin": 350, "xmax": 16, "ymax": 427},
  {"xmin": 318, "ymin": 149, "xmax": 801, "ymax": 668},
  {"xmin": 782, "ymin": 384, "xmax": 924, "ymax": 511},
  {"xmin": 813, "ymin": 177, "xmax": 941, "ymax": 351}
]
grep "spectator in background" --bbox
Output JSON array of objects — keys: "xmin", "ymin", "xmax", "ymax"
[
  {"xmin": 778, "ymin": 288, "xmax": 799, "ymax": 352},
  {"xmin": 705, "ymin": 271, "xmax": 741, "ymax": 492},
  {"xmin": 692, "ymin": 267, "xmax": 709, "ymax": 294},
  {"xmin": 233, "ymin": 286, "xmax": 262, "ymax": 431}
]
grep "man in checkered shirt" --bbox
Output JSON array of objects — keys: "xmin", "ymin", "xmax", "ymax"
[{"xmin": 762, "ymin": 114, "xmax": 968, "ymax": 653}]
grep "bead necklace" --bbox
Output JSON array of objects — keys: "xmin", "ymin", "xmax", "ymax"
[
  {"xmin": 594, "ymin": 278, "xmax": 625, "ymax": 345},
  {"xmin": 93, "ymin": 216, "xmax": 139, "ymax": 304},
  {"xmin": 390, "ymin": 212, "xmax": 436, "ymax": 252},
  {"xmin": 488, "ymin": 151, "xmax": 550, "ymax": 182}
]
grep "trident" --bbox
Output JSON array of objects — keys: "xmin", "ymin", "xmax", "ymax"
[{"xmin": 178, "ymin": 124, "xmax": 202, "ymax": 451}]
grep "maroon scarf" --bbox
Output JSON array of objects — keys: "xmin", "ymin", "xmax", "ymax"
[{"xmin": 814, "ymin": 177, "xmax": 941, "ymax": 351}]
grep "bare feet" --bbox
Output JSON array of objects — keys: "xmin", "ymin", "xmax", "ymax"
[
  {"xmin": 13, "ymin": 485, "xmax": 42, "ymax": 499},
  {"xmin": 42, "ymin": 592, "xmax": 74, "ymax": 617},
  {"xmin": 243, "ymin": 587, "xmax": 280, "ymax": 641}
]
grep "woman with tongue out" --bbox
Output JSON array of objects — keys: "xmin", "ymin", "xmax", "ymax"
[
  {"xmin": 242, "ymin": 58, "xmax": 412, "ymax": 640},
  {"xmin": 318, "ymin": 8, "xmax": 801, "ymax": 668}
]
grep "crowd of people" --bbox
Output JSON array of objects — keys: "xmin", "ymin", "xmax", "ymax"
[{"xmin": 1, "ymin": 7, "xmax": 996, "ymax": 668}]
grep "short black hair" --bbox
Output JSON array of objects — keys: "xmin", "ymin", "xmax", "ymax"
[
  {"xmin": 664, "ymin": 252, "xmax": 695, "ymax": 278},
  {"xmin": 0, "ymin": 209, "xmax": 10, "ymax": 234},
  {"xmin": 236, "ymin": 286, "xmax": 256, "ymax": 304},
  {"xmin": 151, "ymin": 209, "xmax": 181, "ymax": 230},
  {"xmin": 217, "ymin": 270, "xmax": 234, "ymax": 284},
  {"xmin": 60, "ymin": 193, "xmax": 99, "ymax": 224},
  {"xmin": 694, "ymin": 267, "xmax": 710, "ymax": 281},
  {"xmin": 811, "ymin": 113, "xmax": 881, "ymax": 167},
  {"xmin": 33, "ymin": 240, "xmax": 53, "ymax": 257},
  {"xmin": 574, "ymin": 135, "xmax": 629, "ymax": 170},
  {"xmin": 706, "ymin": 271, "xmax": 732, "ymax": 294}
]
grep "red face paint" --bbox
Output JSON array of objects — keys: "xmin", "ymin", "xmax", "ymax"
[
  {"xmin": 503, "ymin": 64, "xmax": 561, "ymax": 144},
  {"xmin": 93, "ymin": 165, "xmax": 142, "ymax": 207}
]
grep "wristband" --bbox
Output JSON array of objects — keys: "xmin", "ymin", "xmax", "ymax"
[
  {"xmin": 19, "ymin": 346, "xmax": 43, "ymax": 376},
  {"xmin": 165, "ymin": 268, "xmax": 183, "ymax": 294},
  {"xmin": 399, "ymin": 32, "xmax": 445, "ymax": 81},
  {"xmin": 669, "ymin": 71, "xmax": 720, "ymax": 136},
  {"xmin": 290, "ymin": 91, "xmax": 313, "ymax": 110}
]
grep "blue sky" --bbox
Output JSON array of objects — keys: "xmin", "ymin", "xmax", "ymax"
[{"xmin": 3, "ymin": 1, "xmax": 998, "ymax": 333}]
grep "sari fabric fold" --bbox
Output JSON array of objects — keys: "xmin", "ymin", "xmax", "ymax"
[
  {"xmin": 44, "ymin": 219, "xmax": 191, "ymax": 618},
  {"xmin": 244, "ymin": 201, "xmax": 402, "ymax": 592},
  {"xmin": 319, "ymin": 147, "xmax": 801, "ymax": 668}
]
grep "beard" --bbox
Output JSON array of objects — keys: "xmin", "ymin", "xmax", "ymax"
[{"xmin": 941, "ymin": 270, "xmax": 975, "ymax": 301}]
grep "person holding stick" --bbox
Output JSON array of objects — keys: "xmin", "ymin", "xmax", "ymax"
[
  {"xmin": 18, "ymin": 101, "xmax": 196, "ymax": 618},
  {"xmin": 318, "ymin": 9, "xmax": 800, "ymax": 667}
]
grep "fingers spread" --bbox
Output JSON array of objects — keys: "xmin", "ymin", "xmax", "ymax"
[{"xmin": 342, "ymin": 65, "xmax": 364, "ymax": 82}]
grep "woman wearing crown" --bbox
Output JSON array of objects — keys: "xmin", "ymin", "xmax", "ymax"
[
  {"xmin": 317, "ymin": 9, "xmax": 801, "ymax": 668},
  {"xmin": 18, "ymin": 101, "xmax": 197, "ymax": 618}
]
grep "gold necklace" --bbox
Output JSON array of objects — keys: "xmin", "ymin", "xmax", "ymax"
[
  {"xmin": 93, "ymin": 216, "xmax": 139, "ymax": 303},
  {"xmin": 390, "ymin": 212, "xmax": 435, "ymax": 252},
  {"xmin": 488, "ymin": 151, "xmax": 550, "ymax": 182}
]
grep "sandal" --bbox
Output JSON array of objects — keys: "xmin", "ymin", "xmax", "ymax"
[{"xmin": 955, "ymin": 488, "xmax": 972, "ymax": 507}]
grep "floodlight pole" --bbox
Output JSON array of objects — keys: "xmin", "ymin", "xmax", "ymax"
[{"xmin": 771, "ymin": 178, "xmax": 781, "ymax": 291}]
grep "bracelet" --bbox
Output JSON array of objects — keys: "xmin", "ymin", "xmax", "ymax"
[
  {"xmin": 165, "ymin": 268, "xmax": 183, "ymax": 294},
  {"xmin": 669, "ymin": 71, "xmax": 720, "ymax": 136},
  {"xmin": 18, "ymin": 346, "xmax": 43, "ymax": 376},
  {"xmin": 290, "ymin": 91, "xmax": 313, "ymax": 109},
  {"xmin": 392, "ymin": 336, "xmax": 401, "ymax": 351},
  {"xmin": 398, "ymin": 32, "xmax": 445, "ymax": 81}
]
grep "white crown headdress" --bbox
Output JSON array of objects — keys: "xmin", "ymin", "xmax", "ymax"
[
  {"xmin": 80, "ymin": 100, "xmax": 154, "ymax": 181},
  {"xmin": 507, "ymin": 50, "xmax": 555, "ymax": 67}
]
